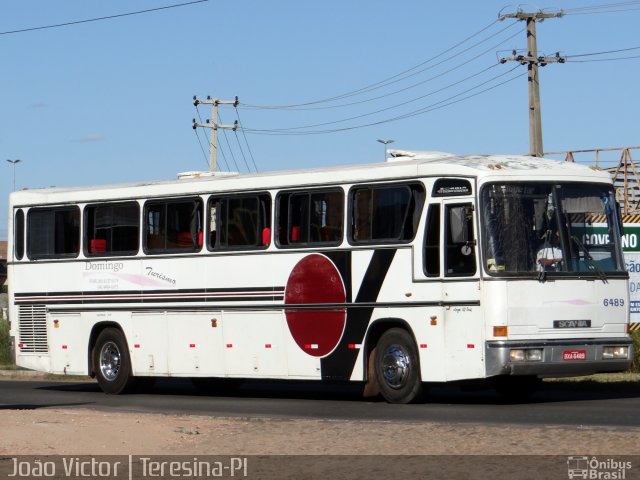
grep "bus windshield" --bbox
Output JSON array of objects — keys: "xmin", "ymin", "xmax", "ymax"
[{"xmin": 481, "ymin": 182, "xmax": 625, "ymax": 276}]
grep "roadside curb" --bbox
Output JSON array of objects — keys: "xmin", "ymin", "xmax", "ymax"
[
  {"xmin": 0, "ymin": 369, "xmax": 91, "ymax": 381},
  {"xmin": 0, "ymin": 369, "xmax": 43, "ymax": 378}
]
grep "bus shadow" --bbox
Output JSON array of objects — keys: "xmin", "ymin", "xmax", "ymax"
[
  {"xmin": 426, "ymin": 378, "xmax": 640, "ymax": 405},
  {"xmin": 36, "ymin": 377, "xmax": 640, "ymax": 405}
]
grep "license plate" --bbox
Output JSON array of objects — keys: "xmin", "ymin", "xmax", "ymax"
[{"xmin": 563, "ymin": 350, "xmax": 587, "ymax": 361}]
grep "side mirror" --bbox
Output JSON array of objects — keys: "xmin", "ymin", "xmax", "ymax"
[
  {"xmin": 450, "ymin": 204, "xmax": 474, "ymax": 244},
  {"xmin": 616, "ymin": 201, "xmax": 624, "ymax": 236}
]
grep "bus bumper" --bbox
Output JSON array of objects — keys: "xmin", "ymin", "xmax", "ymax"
[{"xmin": 485, "ymin": 338, "xmax": 633, "ymax": 377}]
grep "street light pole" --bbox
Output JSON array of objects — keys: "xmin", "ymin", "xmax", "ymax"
[
  {"xmin": 376, "ymin": 139, "xmax": 394, "ymax": 161},
  {"xmin": 6, "ymin": 159, "xmax": 21, "ymax": 191}
]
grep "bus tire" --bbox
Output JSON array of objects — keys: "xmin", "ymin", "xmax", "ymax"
[
  {"xmin": 93, "ymin": 328, "xmax": 136, "ymax": 394},
  {"xmin": 493, "ymin": 375, "xmax": 541, "ymax": 402},
  {"xmin": 374, "ymin": 328, "xmax": 424, "ymax": 404}
]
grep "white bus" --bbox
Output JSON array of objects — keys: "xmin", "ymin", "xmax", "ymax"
[{"xmin": 7, "ymin": 151, "xmax": 633, "ymax": 403}]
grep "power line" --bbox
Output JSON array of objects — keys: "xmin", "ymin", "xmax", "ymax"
[
  {"xmin": 565, "ymin": 45, "xmax": 640, "ymax": 58},
  {"xmin": 217, "ymin": 111, "xmax": 241, "ymax": 172},
  {"xmin": 566, "ymin": 55, "xmax": 640, "ymax": 62},
  {"xmin": 0, "ymin": 0, "xmax": 208, "ymax": 36},
  {"xmin": 235, "ymin": 109, "xmax": 259, "ymax": 172},
  {"xmin": 565, "ymin": 0, "xmax": 640, "ymax": 10},
  {"xmin": 241, "ymin": 67, "xmax": 524, "ymax": 136},
  {"xmin": 193, "ymin": 128, "xmax": 210, "ymax": 169},
  {"xmin": 250, "ymin": 63, "xmax": 504, "ymax": 133},
  {"xmin": 233, "ymin": 130, "xmax": 252, "ymax": 173},
  {"xmin": 563, "ymin": 0, "xmax": 640, "ymax": 14},
  {"xmin": 193, "ymin": 106, "xmax": 212, "ymax": 169},
  {"xmin": 242, "ymin": 18, "xmax": 507, "ymax": 109},
  {"xmin": 214, "ymin": 133, "xmax": 232, "ymax": 172},
  {"xmin": 243, "ymin": 25, "xmax": 524, "ymax": 112}
]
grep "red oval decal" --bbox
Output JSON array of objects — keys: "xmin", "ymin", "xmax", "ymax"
[{"xmin": 284, "ymin": 254, "xmax": 346, "ymax": 357}]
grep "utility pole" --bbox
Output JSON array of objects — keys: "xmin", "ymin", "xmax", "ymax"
[
  {"xmin": 192, "ymin": 96, "xmax": 239, "ymax": 172},
  {"xmin": 499, "ymin": 10, "xmax": 564, "ymax": 157}
]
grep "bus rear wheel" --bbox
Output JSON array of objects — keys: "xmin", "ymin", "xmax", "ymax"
[
  {"xmin": 93, "ymin": 328, "xmax": 136, "ymax": 394},
  {"xmin": 374, "ymin": 328, "xmax": 424, "ymax": 404}
]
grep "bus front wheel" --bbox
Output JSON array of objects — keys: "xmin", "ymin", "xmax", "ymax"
[
  {"xmin": 93, "ymin": 328, "xmax": 136, "ymax": 394},
  {"xmin": 374, "ymin": 328, "xmax": 425, "ymax": 404}
]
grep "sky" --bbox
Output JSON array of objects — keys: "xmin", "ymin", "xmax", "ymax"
[{"xmin": 1, "ymin": 0, "xmax": 638, "ymax": 239}]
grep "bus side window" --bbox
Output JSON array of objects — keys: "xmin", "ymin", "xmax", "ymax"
[
  {"xmin": 424, "ymin": 204, "xmax": 440, "ymax": 277},
  {"xmin": 85, "ymin": 202, "xmax": 139, "ymax": 256},
  {"xmin": 276, "ymin": 189, "xmax": 343, "ymax": 247},
  {"xmin": 27, "ymin": 207, "xmax": 80, "ymax": 259},
  {"xmin": 14, "ymin": 209, "xmax": 24, "ymax": 260},
  {"xmin": 445, "ymin": 203, "xmax": 476, "ymax": 276},
  {"xmin": 210, "ymin": 193, "xmax": 271, "ymax": 250},
  {"xmin": 144, "ymin": 198, "xmax": 202, "ymax": 253},
  {"xmin": 350, "ymin": 184, "xmax": 424, "ymax": 244}
]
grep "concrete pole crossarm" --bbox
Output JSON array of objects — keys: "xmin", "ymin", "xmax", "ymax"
[
  {"xmin": 499, "ymin": 11, "xmax": 564, "ymax": 21},
  {"xmin": 192, "ymin": 122, "xmax": 237, "ymax": 131}
]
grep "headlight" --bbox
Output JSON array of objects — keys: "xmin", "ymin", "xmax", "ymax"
[
  {"xmin": 509, "ymin": 348, "xmax": 543, "ymax": 362},
  {"xmin": 602, "ymin": 346, "xmax": 628, "ymax": 359},
  {"xmin": 509, "ymin": 349, "xmax": 525, "ymax": 362},
  {"xmin": 525, "ymin": 349, "xmax": 543, "ymax": 361}
]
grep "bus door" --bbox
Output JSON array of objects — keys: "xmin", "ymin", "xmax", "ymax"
[{"xmin": 441, "ymin": 199, "xmax": 484, "ymax": 380}]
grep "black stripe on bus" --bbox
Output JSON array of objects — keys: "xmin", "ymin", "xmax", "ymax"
[
  {"xmin": 22, "ymin": 297, "xmax": 479, "ymax": 308},
  {"xmin": 321, "ymin": 248, "xmax": 397, "ymax": 380},
  {"xmin": 45, "ymin": 300, "xmax": 481, "ymax": 315}
]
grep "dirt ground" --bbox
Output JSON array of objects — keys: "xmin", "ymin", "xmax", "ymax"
[{"xmin": 1, "ymin": 379, "xmax": 639, "ymax": 456}]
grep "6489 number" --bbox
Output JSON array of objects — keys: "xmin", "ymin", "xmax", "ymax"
[{"xmin": 603, "ymin": 298, "xmax": 625, "ymax": 307}]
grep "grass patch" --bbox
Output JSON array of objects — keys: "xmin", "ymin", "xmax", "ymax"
[
  {"xmin": 0, "ymin": 364, "xmax": 26, "ymax": 371},
  {"xmin": 632, "ymin": 330, "xmax": 640, "ymax": 373},
  {"xmin": 544, "ymin": 372, "xmax": 639, "ymax": 392},
  {"xmin": 0, "ymin": 319, "xmax": 11, "ymax": 365},
  {"xmin": 545, "ymin": 372, "xmax": 640, "ymax": 383}
]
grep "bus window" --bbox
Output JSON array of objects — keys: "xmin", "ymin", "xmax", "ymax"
[
  {"xmin": 445, "ymin": 203, "xmax": 476, "ymax": 276},
  {"xmin": 14, "ymin": 209, "xmax": 24, "ymax": 260},
  {"xmin": 423, "ymin": 204, "xmax": 440, "ymax": 277},
  {"xmin": 27, "ymin": 206, "xmax": 80, "ymax": 259},
  {"xmin": 209, "ymin": 193, "xmax": 271, "ymax": 250},
  {"xmin": 276, "ymin": 189, "xmax": 343, "ymax": 247},
  {"xmin": 144, "ymin": 198, "xmax": 202, "ymax": 253},
  {"xmin": 85, "ymin": 202, "xmax": 139, "ymax": 256},
  {"xmin": 350, "ymin": 183, "xmax": 424, "ymax": 243}
]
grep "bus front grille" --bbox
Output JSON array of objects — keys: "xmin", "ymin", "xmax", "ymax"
[{"xmin": 18, "ymin": 305, "xmax": 48, "ymax": 353}]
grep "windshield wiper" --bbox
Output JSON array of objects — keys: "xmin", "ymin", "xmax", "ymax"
[
  {"xmin": 537, "ymin": 269, "xmax": 547, "ymax": 282},
  {"xmin": 571, "ymin": 235, "xmax": 608, "ymax": 283}
]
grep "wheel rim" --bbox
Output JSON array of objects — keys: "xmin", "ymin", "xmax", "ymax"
[
  {"xmin": 99, "ymin": 341, "xmax": 122, "ymax": 381},
  {"xmin": 381, "ymin": 343, "xmax": 411, "ymax": 389}
]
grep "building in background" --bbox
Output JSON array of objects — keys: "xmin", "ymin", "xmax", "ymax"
[{"xmin": 0, "ymin": 241, "xmax": 7, "ymax": 285}]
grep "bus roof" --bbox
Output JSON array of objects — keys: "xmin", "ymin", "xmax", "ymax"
[{"xmin": 9, "ymin": 151, "xmax": 612, "ymax": 206}]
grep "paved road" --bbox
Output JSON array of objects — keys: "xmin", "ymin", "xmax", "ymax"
[{"xmin": 1, "ymin": 378, "xmax": 639, "ymax": 427}]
